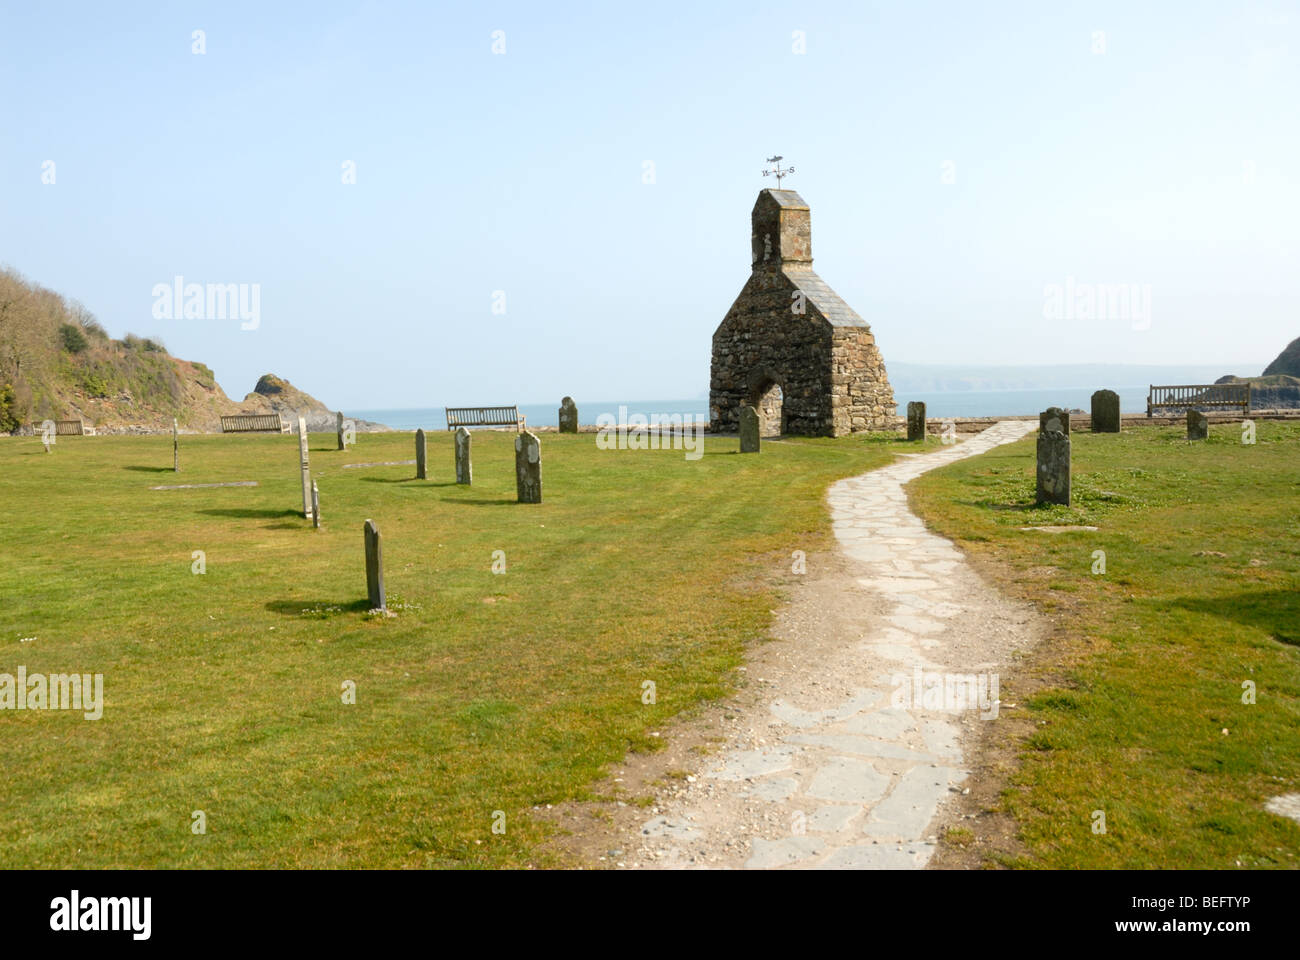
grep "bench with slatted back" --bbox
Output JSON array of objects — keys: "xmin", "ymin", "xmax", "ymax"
[
  {"xmin": 220, "ymin": 413, "xmax": 290, "ymax": 433},
  {"xmin": 1147, "ymin": 383, "xmax": 1251, "ymax": 417},
  {"xmin": 444, "ymin": 405, "xmax": 525, "ymax": 431},
  {"xmin": 28, "ymin": 420, "xmax": 91, "ymax": 436}
]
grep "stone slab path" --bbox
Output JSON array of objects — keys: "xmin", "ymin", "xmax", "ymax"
[{"xmin": 632, "ymin": 421, "xmax": 1040, "ymax": 869}]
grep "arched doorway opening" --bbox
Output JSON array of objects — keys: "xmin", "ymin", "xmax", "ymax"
[{"xmin": 751, "ymin": 378, "xmax": 785, "ymax": 437}]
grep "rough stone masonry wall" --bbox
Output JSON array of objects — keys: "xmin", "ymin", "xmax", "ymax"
[
  {"xmin": 710, "ymin": 270, "xmax": 834, "ymax": 435},
  {"xmin": 831, "ymin": 328, "xmax": 894, "ymax": 435}
]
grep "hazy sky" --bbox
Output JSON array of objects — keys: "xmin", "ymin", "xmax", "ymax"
[{"xmin": 2, "ymin": 1, "xmax": 1296, "ymax": 408}]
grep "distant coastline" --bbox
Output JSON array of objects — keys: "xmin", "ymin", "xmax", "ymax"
[{"xmin": 351, "ymin": 386, "xmax": 1159, "ymax": 432}]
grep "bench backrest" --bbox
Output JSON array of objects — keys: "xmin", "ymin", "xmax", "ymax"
[
  {"xmin": 221, "ymin": 414, "xmax": 289, "ymax": 433},
  {"xmin": 444, "ymin": 406, "xmax": 524, "ymax": 430},
  {"xmin": 1148, "ymin": 383, "xmax": 1251, "ymax": 415},
  {"xmin": 55, "ymin": 420, "xmax": 85, "ymax": 436}
]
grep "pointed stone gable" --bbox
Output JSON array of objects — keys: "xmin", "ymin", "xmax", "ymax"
[{"xmin": 710, "ymin": 189, "xmax": 894, "ymax": 437}]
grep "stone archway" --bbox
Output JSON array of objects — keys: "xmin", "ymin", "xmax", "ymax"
[{"xmin": 747, "ymin": 370, "xmax": 786, "ymax": 437}]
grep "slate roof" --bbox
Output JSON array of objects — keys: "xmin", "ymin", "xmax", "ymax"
[
  {"xmin": 762, "ymin": 189, "xmax": 809, "ymax": 209},
  {"xmin": 783, "ymin": 265, "xmax": 869, "ymax": 328}
]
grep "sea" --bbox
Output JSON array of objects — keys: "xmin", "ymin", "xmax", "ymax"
[{"xmin": 352, "ymin": 386, "xmax": 1154, "ymax": 430}]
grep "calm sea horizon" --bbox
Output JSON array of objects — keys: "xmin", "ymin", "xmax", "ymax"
[{"xmin": 352, "ymin": 386, "xmax": 1153, "ymax": 431}]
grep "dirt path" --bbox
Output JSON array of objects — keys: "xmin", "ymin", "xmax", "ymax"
[{"xmin": 546, "ymin": 421, "xmax": 1044, "ymax": 869}]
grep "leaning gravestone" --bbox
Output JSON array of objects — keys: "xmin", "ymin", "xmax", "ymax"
[
  {"xmin": 906, "ymin": 401, "xmax": 926, "ymax": 441},
  {"xmin": 311, "ymin": 480, "xmax": 320, "ymax": 530},
  {"xmin": 455, "ymin": 426, "xmax": 472, "ymax": 484},
  {"xmin": 1091, "ymin": 389, "xmax": 1120, "ymax": 433},
  {"xmin": 1035, "ymin": 407, "xmax": 1071, "ymax": 506},
  {"xmin": 336, "ymin": 411, "xmax": 346, "ymax": 451},
  {"xmin": 1187, "ymin": 409, "xmax": 1208, "ymax": 441},
  {"xmin": 515, "ymin": 430, "xmax": 542, "ymax": 503},
  {"xmin": 173, "ymin": 418, "xmax": 180, "ymax": 472},
  {"xmin": 739, "ymin": 405, "xmax": 760, "ymax": 453},
  {"xmin": 364, "ymin": 519, "xmax": 385, "ymax": 611},
  {"xmin": 558, "ymin": 397, "xmax": 578, "ymax": 434},
  {"xmin": 415, "ymin": 428, "xmax": 427, "ymax": 480},
  {"xmin": 298, "ymin": 417, "xmax": 313, "ymax": 520}
]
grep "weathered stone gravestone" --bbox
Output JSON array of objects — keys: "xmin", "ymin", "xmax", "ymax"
[
  {"xmin": 1091, "ymin": 389, "xmax": 1120, "ymax": 433},
  {"xmin": 1035, "ymin": 407, "xmax": 1071, "ymax": 506},
  {"xmin": 415, "ymin": 428, "xmax": 427, "ymax": 479},
  {"xmin": 906, "ymin": 401, "xmax": 926, "ymax": 441},
  {"xmin": 454, "ymin": 426, "xmax": 472, "ymax": 484},
  {"xmin": 337, "ymin": 411, "xmax": 346, "ymax": 450},
  {"xmin": 739, "ymin": 404, "xmax": 760, "ymax": 453},
  {"xmin": 311, "ymin": 480, "xmax": 320, "ymax": 529},
  {"xmin": 173, "ymin": 418, "xmax": 180, "ymax": 472},
  {"xmin": 558, "ymin": 397, "xmax": 578, "ymax": 434},
  {"xmin": 298, "ymin": 417, "xmax": 313, "ymax": 520},
  {"xmin": 1187, "ymin": 409, "xmax": 1208, "ymax": 441},
  {"xmin": 364, "ymin": 519, "xmax": 385, "ymax": 611},
  {"xmin": 515, "ymin": 430, "xmax": 542, "ymax": 503}
]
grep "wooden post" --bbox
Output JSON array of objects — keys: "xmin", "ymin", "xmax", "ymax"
[
  {"xmin": 173, "ymin": 418, "xmax": 179, "ymax": 472},
  {"xmin": 311, "ymin": 480, "xmax": 320, "ymax": 529},
  {"xmin": 415, "ymin": 428, "xmax": 427, "ymax": 480}
]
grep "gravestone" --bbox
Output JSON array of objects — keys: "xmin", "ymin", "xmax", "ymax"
[
  {"xmin": 739, "ymin": 404, "xmax": 760, "ymax": 453},
  {"xmin": 364, "ymin": 519, "xmax": 385, "ymax": 611},
  {"xmin": 298, "ymin": 417, "xmax": 313, "ymax": 519},
  {"xmin": 1091, "ymin": 389, "xmax": 1120, "ymax": 433},
  {"xmin": 1187, "ymin": 409, "xmax": 1208, "ymax": 441},
  {"xmin": 455, "ymin": 426, "xmax": 472, "ymax": 484},
  {"xmin": 173, "ymin": 418, "xmax": 180, "ymax": 472},
  {"xmin": 415, "ymin": 428, "xmax": 427, "ymax": 479},
  {"xmin": 906, "ymin": 401, "xmax": 926, "ymax": 441},
  {"xmin": 311, "ymin": 480, "xmax": 320, "ymax": 529},
  {"xmin": 337, "ymin": 411, "xmax": 346, "ymax": 450},
  {"xmin": 515, "ymin": 430, "xmax": 542, "ymax": 503},
  {"xmin": 558, "ymin": 397, "xmax": 578, "ymax": 434},
  {"xmin": 1035, "ymin": 407, "xmax": 1071, "ymax": 506}
]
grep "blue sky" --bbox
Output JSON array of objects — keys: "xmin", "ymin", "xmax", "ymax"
[{"xmin": 2, "ymin": 1, "xmax": 1296, "ymax": 408}]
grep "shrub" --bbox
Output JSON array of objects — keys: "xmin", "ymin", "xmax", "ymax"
[
  {"xmin": 81, "ymin": 374, "xmax": 110, "ymax": 398},
  {"xmin": 59, "ymin": 324, "xmax": 88, "ymax": 354},
  {"xmin": 0, "ymin": 382, "xmax": 18, "ymax": 433}
]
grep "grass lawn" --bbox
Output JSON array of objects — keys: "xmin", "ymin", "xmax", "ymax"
[
  {"xmin": 0, "ymin": 427, "xmax": 897, "ymax": 867},
  {"xmin": 908, "ymin": 421, "xmax": 1300, "ymax": 868}
]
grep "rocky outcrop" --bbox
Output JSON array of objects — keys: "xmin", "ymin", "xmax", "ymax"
[
  {"xmin": 1214, "ymin": 373, "xmax": 1300, "ymax": 409},
  {"xmin": 1262, "ymin": 336, "xmax": 1300, "ymax": 378},
  {"xmin": 239, "ymin": 374, "xmax": 387, "ymax": 433}
]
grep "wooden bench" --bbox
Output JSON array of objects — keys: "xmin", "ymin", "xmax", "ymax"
[
  {"xmin": 444, "ymin": 406, "xmax": 525, "ymax": 431},
  {"xmin": 1147, "ymin": 383, "xmax": 1250, "ymax": 417},
  {"xmin": 221, "ymin": 413, "xmax": 290, "ymax": 433},
  {"xmin": 55, "ymin": 420, "xmax": 86, "ymax": 436}
]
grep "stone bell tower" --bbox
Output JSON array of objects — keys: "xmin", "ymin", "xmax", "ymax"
[
  {"xmin": 751, "ymin": 189, "xmax": 812, "ymax": 266},
  {"xmin": 709, "ymin": 189, "xmax": 894, "ymax": 437}
]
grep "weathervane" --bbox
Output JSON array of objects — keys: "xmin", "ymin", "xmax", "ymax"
[{"xmin": 762, "ymin": 155, "xmax": 794, "ymax": 187}]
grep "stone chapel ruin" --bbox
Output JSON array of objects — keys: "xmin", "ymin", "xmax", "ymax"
[{"xmin": 710, "ymin": 189, "xmax": 894, "ymax": 437}]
